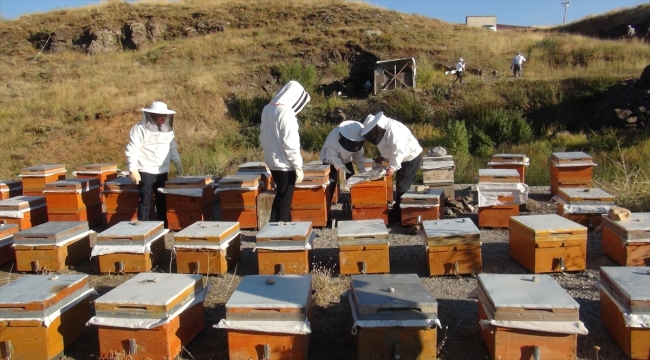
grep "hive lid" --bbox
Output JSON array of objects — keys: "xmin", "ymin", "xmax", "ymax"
[
  {"xmin": 0, "ymin": 180, "xmax": 22, "ymax": 190},
  {"xmin": 478, "ymin": 274, "xmax": 579, "ymax": 312},
  {"xmin": 21, "ymin": 164, "xmax": 66, "ymax": 175},
  {"xmin": 600, "ymin": 267, "xmax": 650, "ymax": 313},
  {"xmin": 94, "ymin": 273, "xmax": 204, "ymax": 319},
  {"xmin": 492, "ymin": 154, "xmax": 527, "ymax": 160},
  {"xmin": 551, "ymin": 151, "xmax": 593, "ymax": 161},
  {"xmin": 174, "ymin": 221, "xmax": 240, "ymax": 245},
  {"xmin": 257, "ymin": 222, "xmax": 312, "ymax": 244},
  {"xmin": 421, "ymin": 219, "xmax": 480, "ymax": 246},
  {"xmin": 422, "ymin": 154, "xmax": 453, "ymax": 161},
  {"xmin": 338, "ymin": 219, "xmax": 388, "ymax": 242},
  {"xmin": 75, "ymin": 163, "xmax": 117, "ymax": 172},
  {"xmin": 97, "ymin": 221, "xmax": 165, "ymax": 245},
  {"xmin": 0, "ymin": 274, "xmax": 89, "ymax": 318},
  {"xmin": 165, "ymin": 175, "xmax": 213, "ymax": 189},
  {"xmin": 510, "ymin": 214, "xmax": 587, "ymax": 237},
  {"xmin": 478, "ymin": 168, "xmax": 520, "ymax": 183},
  {"xmin": 103, "ymin": 176, "xmax": 138, "ymax": 191},
  {"xmin": 0, "ymin": 223, "xmax": 19, "ymax": 239},
  {"xmin": 601, "ymin": 212, "xmax": 650, "ymax": 241},
  {"xmin": 0, "ymin": 196, "xmax": 46, "ymax": 211},
  {"xmin": 219, "ymin": 174, "xmax": 261, "ymax": 188},
  {"xmin": 301, "ymin": 164, "xmax": 331, "ymax": 185},
  {"xmin": 238, "ymin": 162, "xmax": 269, "ymax": 171},
  {"xmin": 558, "ymin": 188, "xmax": 615, "ymax": 203},
  {"xmin": 45, "ymin": 178, "xmax": 100, "ymax": 191},
  {"xmin": 420, "ymin": 160, "xmax": 455, "ymax": 170},
  {"xmin": 351, "ymin": 274, "xmax": 437, "ymax": 320},
  {"xmin": 401, "ymin": 189, "xmax": 444, "ymax": 204},
  {"xmin": 226, "ymin": 275, "xmax": 312, "ymax": 311},
  {"xmin": 14, "ymin": 221, "xmax": 89, "ymax": 244}
]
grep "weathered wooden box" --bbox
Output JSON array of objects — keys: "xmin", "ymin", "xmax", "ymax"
[
  {"xmin": 256, "ymin": 221, "xmax": 313, "ymax": 275},
  {"xmin": 94, "ymin": 220, "xmax": 166, "ymax": 273},
  {"xmin": 488, "ymin": 154, "xmax": 529, "ymax": 183},
  {"xmin": 509, "ymin": 214, "xmax": 587, "ymax": 273},
  {"xmin": 478, "ymin": 195, "xmax": 519, "ymax": 229},
  {"xmin": 0, "ymin": 180, "xmax": 22, "ymax": 200},
  {"xmin": 102, "ymin": 177, "xmax": 157, "ymax": 225},
  {"xmin": 350, "ymin": 177, "xmax": 389, "ymax": 224},
  {"xmin": 219, "ymin": 274, "xmax": 313, "ymax": 360},
  {"xmin": 238, "ymin": 161, "xmax": 273, "ymax": 190},
  {"xmin": 420, "ymin": 219, "xmax": 482, "ymax": 276},
  {"xmin": 13, "ymin": 221, "xmax": 91, "ymax": 272},
  {"xmin": 338, "ymin": 219, "xmax": 389, "ymax": 274},
  {"xmin": 174, "ymin": 221, "xmax": 241, "ymax": 275},
  {"xmin": 400, "ymin": 188, "xmax": 444, "ymax": 226},
  {"xmin": 219, "ymin": 174, "xmax": 261, "ymax": 230},
  {"xmin": 556, "ymin": 187, "xmax": 615, "ymax": 229},
  {"xmin": 479, "ymin": 168, "xmax": 521, "ymax": 184},
  {"xmin": 597, "ymin": 266, "xmax": 650, "ymax": 360},
  {"xmin": 477, "ymin": 274, "xmax": 584, "ymax": 360},
  {"xmin": 256, "ymin": 190, "xmax": 276, "ymax": 230},
  {"xmin": 90, "ymin": 273, "xmax": 206, "ymax": 360},
  {"xmin": 477, "ymin": 172, "xmax": 524, "ymax": 229},
  {"xmin": 292, "ymin": 164, "xmax": 331, "ymax": 227},
  {"xmin": 20, "ymin": 164, "xmax": 67, "ymax": 196},
  {"xmin": 74, "ymin": 163, "xmax": 118, "ymax": 185},
  {"xmin": 0, "ymin": 195, "xmax": 48, "ymax": 230},
  {"xmin": 0, "ymin": 223, "xmax": 18, "ymax": 265},
  {"xmin": 0, "ymin": 274, "xmax": 92, "ymax": 360},
  {"xmin": 349, "ymin": 274, "xmax": 439, "ymax": 359},
  {"xmin": 550, "ymin": 152, "xmax": 596, "ymax": 195},
  {"xmin": 601, "ymin": 213, "xmax": 650, "ymax": 266},
  {"xmin": 164, "ymin": 175, "xmax": 214, "ymax": 230},
  {"xmin": 45, "ymin": 178, "xmax": 103, "ymax": 226}
]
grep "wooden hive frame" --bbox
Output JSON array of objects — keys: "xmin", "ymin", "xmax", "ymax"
[
  {"xmin": 339, "ymin": 230, "xmax": 390, "ymax": 275},
  {"xmin": 175, "ymin": 235, "xmax": 241, "ymax": 275}
]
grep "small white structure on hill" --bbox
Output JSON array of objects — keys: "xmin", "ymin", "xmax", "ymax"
[{"xmin": 466, "ymin": 16, "xmax": 497, "ymax": 28}]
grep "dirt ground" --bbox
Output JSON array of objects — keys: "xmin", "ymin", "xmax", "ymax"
[{"xmin": 0, "ymin": 185, "xmax": 632, "ymax": 360}]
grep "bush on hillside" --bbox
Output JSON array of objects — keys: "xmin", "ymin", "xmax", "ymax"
[
  {"xmin": 379, "ymin": 90, "xmax": 433, "ymax": 124},
  {"xmin": 228, "ymin": 96, "xmax": 269, "ymax": 148},
  {"xmin": 469, "ymin": 128, "xmax": 496, "ymax": 157},
  {"xmin": 440, "ymin": 120, "xmax": 470, "ymax": 156},
  {"xmin": 588, "ymin": 128, "xmax": 622, "ymax": 152},
  {"xmin": 472, "ymin": 109, "xmax": 532, "ymax": 147},
  {"xmin": 275, "ymin": 60, "xmax": 318, "ymax": 94},
  {"xmin": 300, "ymin": 122, "xmax": 332, "ymax": 152}
]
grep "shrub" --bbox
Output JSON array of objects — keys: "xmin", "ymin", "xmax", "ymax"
[
  {"xmin": 300, "ymin": 122, "xmax": 331, "ymax": 152},
  {"xmin": 330, "ymin": 63, "xmax": 349, "ymax": 80},
  {"xmin": 470, "ymin": 109, "xmax": 532, "ymax": 148},
  {"xmin": 469, "ymin": 128, "xmax": 495, "ymax": 157},
  {"xmin": 380, "ymin": 89, "xmax": 432, "ymax": 124},
  {"xmin": 228, "ymin": 96, "xmax": 269, "ymax": 148},
  {"xmin": 588, "ymin": 128, "xmax": 622, "ymax": 152},
  {"xmin": 275, "ymin": 60, "xmax": 318, "ymax": 93},
  {"xmin": 440, "ymin": 120, "xmax": 470, "ymax": 156}
]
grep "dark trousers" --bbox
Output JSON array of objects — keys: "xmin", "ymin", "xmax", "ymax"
[
  {"xmin": 390, "ymin": 154, "xmax": 423, "ymax": 219},
  {"xmin": 325, "ymin": 162, "xmax": 354, "ymax": 203},
  {"xmin": 137, "ymin": 172, "xmax": 168, "ymax": 223},
  {"xmin": 270, "ymin": 170, "xmax": 296, "ymax": 222},
  {"xmin": 513, "ymin": 64, "xmax": 522, "ymax": 78}
]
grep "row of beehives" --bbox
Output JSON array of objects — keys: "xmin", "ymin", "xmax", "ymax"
[{"xmin": 0, "ymin": 267, "xmax": 646, "ymax": 359}]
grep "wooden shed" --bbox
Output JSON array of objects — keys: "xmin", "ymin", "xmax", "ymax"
[{"xmin": 373, "ymin": 58, "xmax": 416, "ymax": 95}]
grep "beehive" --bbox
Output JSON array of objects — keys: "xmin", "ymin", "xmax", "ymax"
[
  {"xmin": 477, "ymin": 170, "xmax": 524, "ymax": 228},
  {"xmin": 488, "ymin": 154, "xmax": 529, "ymax": 183},
  {"xmin": 421, "ymin": 155, "xmax": 455, "ymax": 199},
  {"xmin": 0, "ymin": 195, "xmax": 48, "ymax": 230},
  {"xmin": 349, "ymin": 274, "xmax": 439, "ymax": 360},
  {"xmin": 20, "ymin": 164, "xmax": 67, "ymax": 196},
  {"xmin": 292, "ymin": 164, "xmax": 331, "ymax": 227},
  {"xmin": 556, "ymin": 187, "xmax": 615, "ymax": 229},
  {"xmin": 256, "ymin": 190, "xmax": 276, "ymax": 230},
  {"xmin": 164, "ymin": 175, "xmax": 214, "ymax": 230},
  {"xmin": 13, "ymin": 221, "xmax": 91, "ymax": 272},
  {"xmin": 420, "ymin": 219, "xmax": 482, "ymax": 276},
  {"xmin": 364, "ymin": 158, "xmax": 394, "ymax": 203},
  {"xmin": 238, "ymin": 161, "xmax": 273, "ymax": 190},
  {"xmin": 174, "ymin": 221, "xmax": 241, "ymax": 275},
  {"xmin": 550, "ymin": 152, "xmax": 596, "ymax": 195},
  {"xmin": 94, "ymin": 221, "xmax": 167, "ymax": 273},
  {"xmin": 0, "ymin": 180, "xmax": 22, "ymax": 200},
  {"xmin": 90, "ymin": 273, "xmax": 206, "ymax": 360},
  {"xmin": 509, "ymin": 214, "xmax": 587, "ymax": 273},
  {"xmin": 477, "ymin": 274, "xmax": 585, "ymax": 360},
  {"xmin": 0, "ymin": 274, "xmax": 92, "ymax": 360},
  {"xmin": 338, "ymin": 219, "xmax": 389, "ymax": 274},
  {"xmin": 74, "ymin": 163, "xmax": 118, "ymax": 185},
  {"xmin": 219, "ymin": 174, "xmax": 261, "ymax": 229},
  {"xmin": 256, "ymin": 221, "xmax": 313, "ymax": 275},
  {"xmin": 400, "ymin": 188, "xmax": 444, "ymax": 226},
  {"xmin": 601, "ymin": 212, "xmax": 650, "ymax": 266},
  {"xmin": 0, "ymin": 223, "xmax": 18, "ymax": 265},
  {"xmin": 350, "ymin": 176, "xmax": 389, "ymax": 224},
  {"xmin": 44, "ymin": 178, "xmax": 103, "ymax": 226}
]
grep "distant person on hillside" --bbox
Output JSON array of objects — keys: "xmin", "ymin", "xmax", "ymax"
[
  {"xmin": 453, "ymin": 58, "xmax": 465, "ymax": 84},
  {"xmin": 361, "ymin": 111, "xmax": 423, "ymax": 224},
  {"xmin": 320, "ymin": 120, "xmax": 366, "ymax": 202},
  {"xmin": 125, "ymin": 101, "xmax": 182, "ymax": 225},
  {"xmin": 260, "ymin": 80, "xmax": 309, "ymax": 222},
  {"xmin": 511, "ymin": 52, "xmax": 527, "ymax": 78},
  {"xmin": 627, "ymin": 24, "xmax": 636, "ymax": 37}
]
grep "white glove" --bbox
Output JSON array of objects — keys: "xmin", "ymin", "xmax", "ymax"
[
  {"xmin": 129, "ymin": 169, "xmax": 141, "ymax": 184},
  {"xmin": 342, "ymin": 167, "xmax": 352, "ymax": 175},
  {"xmin": 173, "ymin": 161, "xmax": 183, "ymax": 175},
  {"xmin": 295, "ymin": 168, "xmax": 304, "ymax": 184}
]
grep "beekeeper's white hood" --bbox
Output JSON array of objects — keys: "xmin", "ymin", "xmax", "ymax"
[
  {"xmin": 269, "ymin": 80, "xmax": 311, "ymax": 115},
  {"xmin": 139, "ymin": 101, "xmax": 175, "ymax": 132}
]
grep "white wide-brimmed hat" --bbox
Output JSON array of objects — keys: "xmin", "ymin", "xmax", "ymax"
[
  {"xmin": 360, "ymin": 111, "xmax": 389, "ymax": 136},
  {"xmin": 141, "ymin": 101, "xmax": 176, "ymax": 115},
  {"xmin": 459, "ymin": 58, "xmax": 464, "ymax": 62},
  {"xmin": 338, "ymin": 120, "xmax": 365, "ymax": 142}
]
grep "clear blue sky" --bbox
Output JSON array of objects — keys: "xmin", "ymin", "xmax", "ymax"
[{"xmin": 1, "ymin": 0, "xmax": 648, "ymax": 26}]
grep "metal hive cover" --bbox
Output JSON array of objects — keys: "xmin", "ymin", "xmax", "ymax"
[
  {"xmin": 95, "ymin": 273, "xmax": 203, "ymax": 308},
  {"xmin": 165, "ymin": 175, "xmax": 212, "ymax": 187},
  {"xmin": 0, "ymin": 180, "xmax": 21, "ymax": 189},
  {"xmin": 174, "ymin": 221, "xmax": 240, "ymax": 245},
  {"xmin": 0, "ymin": 223, "xmax": 18, "ymax": 239},
  {"xmin": 238, "ymin": 162, "xmax": 268, "ymax": 169},
  {"xmin": 0, "ymin": 196, "xmax": 46, "ymax": 211},
  {"xmin": 14, "ymin": 221, "xmax": 88, "ymax": 244},
  {"xmin": 401, "ymin": 189, "xmax": 444, "ymax": 201},
  {"xmin": 351, "ymin": 274, "xmax": 437, "ymax": 319},
  {"xmin": 220, "ymin": 174, "xmax": 261, "ymax": 182},
  {"xmin": 75, "ymin": 163, "xmax": 117, "ymax": 172},
  {"xmin": 552, "ymin": 151, "xmax": 592, "ymax": 160},
  {"xmin": 338, "ymin": 219, "xmax": 388, "ymax": 238},
  {"xmin": 559, "ymin": 188, "xmax": 614, "ymax": 201},
  {"xmin": 422, "ymin": 219, "xmax": 480, "ymax": 238},
  {"xmin": 46, "ymin": 178, "xmax": 100, "ymax": 191},
  {"xmin": 510, "ymin": 214, "xmax": 587, "ymax": 232},
  {"xmin": 0, "ymin": 274, "xmax": 88, "ymax": 317},
  {"xmin": 478, "ymin": 274, "xmax": 579, "ymax": 310},
  {"xmin": 226, "ymin": 275, "xmax": 312, "ymax": 309},
  {"xmin": 492, "ymin": 154, "xmax": 526, "ymax": 159},
  {"xmin": 605, "ymin": 213, "xmax": 650, "ymax": 233},
  {"xmin": 600, "ymin": 266, "xmax": 650, "ymax": 303},
  {"xmin": 21, "ymin": 164, "xmax": 66, "ymax": 174},
  {"xmin": 478, "ymin": 168, "xmax": 520, "ymax": 177},
  {"xmin": 257, "ymin": 222, "xmax": 312, "ymax": 240},
  {"xmin": 104, "ymin": 176, "xmax": 137, "ymax": 190},
  {"xmin": 96, "ymin": 221, "xmax": 165, "ymax": 244}
]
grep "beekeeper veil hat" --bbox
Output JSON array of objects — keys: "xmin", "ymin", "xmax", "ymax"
[
  {"xmin": 141, "ymin": 101, "xmax": 175, "ymax": 132},
  {"xmin": 338, "ymin": 120, "xmax": 365, "ymax": 153}
]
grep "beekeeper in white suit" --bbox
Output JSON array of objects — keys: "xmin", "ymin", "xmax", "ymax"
[
  {"xmin": 320, "ymin": 120, "xmax": 366, "ymax": 202},
  {"xmin": 125, "ymin": 101, "xmax": 182, "ymax": 224},
  {"xmin": 260, "ymin": 80, "xmax": 310, "ymax": 222},
  {"xmin": 361, "ymin": 111, "xmax": 423, "ymax": 224}
]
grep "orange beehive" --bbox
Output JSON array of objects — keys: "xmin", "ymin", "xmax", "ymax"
[
  {"xmin": 601, "ymin": 212, "xmax": 650, "ymax": 266},
  {"xmin": 219, "ymin": 174, "xmax": 261, "ymax": 230},
  {"xmin": 174, "ymin": 221, "xmax": 241, "ymax": 275},
  {"xmin": 0, "ymin": 180, "xmax": 22, "ymax": 200},
  {"xmin": 350, "ymin": 175, "xmax": 389, "ymax": 224},
  {"xmin": 238, "ymin": 161, "xmax": 273, "ymax": 190},
  {"xmin": 0, "ymin": 195, "xmax": 48, "ymax": 230},
  {"xmin": 400, "ymin": 188, "xmax": 444, "ymax": 226},
  {"xmin": 556, "ymin": 187, "xmax": 615, "ymax": 229},
  {"xmin": 364, "ymin": 158, "xmax": 394, "ymax": 203},
  {"xmin": 488, "ymin": 154, "xmax": 529, "ymax": 183},
  {"xmin": 0, "ymin": 223, "xmax": 18, "ymax": 265},
  {"xmin": 44, "ymin": 178, "xmax": 103, "ymax": 226},
  {"xmin": 20, "ymin": 164, "xmax": 67, "ymax": 196},
  {"xmin": 477, "ymin": 171, "xmax": 524, "ymax": 229},
  {"xmin": 550, "ymin": 152, "xmax": 596, "ymax": 196},
  {"xmin": 292, "ymin": 164, "xmax": 331, "ymax": 227},
  {"xmin": 164, "ymin": 175, "xmax": 214, "ymax": 231},
  {"xmin": 256, "ymin": 221, "xmax": 314, "ymax": 275},
  {"xmin": 74, "ymin": 163, "xmax": 118, "ymax": 185},
  {"xmin": 94, "ymin": 221, "xmax": 167, "ymax": 274},
  {"xmin": 420, "ymin": 218, "xmax": 482, "ymax": 276},
  {"xmin": 421, "ymin": 155, "xmax": 455, "ymax": 199},
  {"xmin": 338, "ymin": 220, "xmax": 390, "ymax": 275}
]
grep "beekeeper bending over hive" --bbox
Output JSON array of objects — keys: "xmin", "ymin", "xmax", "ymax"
[
  {"xmin": 260, "ymin": 80, "xmax": 310, "ymax": 222},
  {"xmin": 125, "ymin": 101, "xmax": 182, "ymax": 224},
  {"xmin": 320, "ymin": 120, "xmax": 366, "ymax": 202},
  {"xmin": 361, "ymin": 111, "xmax": 423, "ymax": 224}
]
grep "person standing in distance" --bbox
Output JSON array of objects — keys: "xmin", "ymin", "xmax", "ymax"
[
  {"xmin": 260, "ymin": 80, "xmax": 310, "ymax": 222},
  {"xmin": 454, "ymin": 58, "xmax": 465, "ymax": 84},
  {"xmin": 320, "ymin": 120, "xmax": 366, "ymax": 202},
  {"xmin": 125, "ymin": 101, "xmax": 182, "ymax": 224},
  {"xmin": 511, "ymin": 52, "xmax": 527, "ymax": 78}
]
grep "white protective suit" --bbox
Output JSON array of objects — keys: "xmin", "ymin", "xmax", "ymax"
[
  {"xmin": 368, "ymin": 113, "xmax": 422, "ymax": 171},
  {"xmin": 125, "ymin": 112, "xmax": 180, "ymax": 174},
  {"xmin": 260, "ymin": 81, "xmax": 310, "ymax": 171},
  {"xmin": 320, "ymin": 128, "xmax": 366, "ymax": 171}
]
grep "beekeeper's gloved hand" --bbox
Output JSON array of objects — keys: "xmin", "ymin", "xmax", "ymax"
[
  {"xmin": 295, "ymin": 168, "xmax": 304, "ymax": 184},
  {"xmin": 129, "ymin": 169, "xmax": 141, "ymax": 184},
  {"xmin": 173, "ymin": 161, "xmax": 183, "ymax": 175}
]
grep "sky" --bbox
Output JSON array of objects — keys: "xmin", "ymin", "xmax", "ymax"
[{"xmin": 0, "ymin": 0, "xmax": 648, "ymax": 27}]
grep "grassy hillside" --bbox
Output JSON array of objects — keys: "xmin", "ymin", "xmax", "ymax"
[
  {"xmin": 1, "ymin": 0, "xmax": 649, "ymax": 209},
  {"xmin": 558, "ymin": 3, "xmax": 650, "ymax": 40}
]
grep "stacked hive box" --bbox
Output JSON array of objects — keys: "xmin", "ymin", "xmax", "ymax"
[
  {"xmin": 421, "ymin": 154, "xmax": 455, "ymax": 199},
  {"xmin": 550, "ymin": 152, "xmax": 596, "ymax": 196},
  {"xmin": 0, "ymin": 180, "xmax": 22, "ymax": 200},
  {"xmin": 509, "ymin": 214, "xmax": 587, "ymax": 273},
  {"xmin": 0, "ymin": 223, "xmax": 18, "ymax": 265},
  {"xmin": 350, "ymin": 175, "xmax": 389, "ymax": 224},
  {"xmin": 89, "ymin": 273, "xmax": 206, "ymax": 359},
  {"xmin": 256, "ymin": 190, "xmax": 276, "ymax": 230},
  {"xmin": 488, "ymin": 153, "xmax": 529, "ymax": 183},
  {"xmin": 597, "ymin": 266, "xmax": 650, "ymax": 359},
  {"xmin": 256, "ymin": 221, "xmax": 314, "ymax": 274},
  {"xmin": 348, "ymin": 274, "xmax": 439, "ymax": 359},
  {"xmin": 364, "ymin": 158, "xmax": 393, "ymax": 203},
  {"xmin": 174, "ymin": 221, "xmax": 241, "ymax": 275},
  {"xmin": 338, "ymin": 219, "xmax": 389, "ymax": 274},
  {"xmin": 308, "ymin": 160, "xmax": 340, "ymax": 204},
  {"xmin": 217, "ymin": 275, "xmax": 313, "ymax": 360},
  {"xmin": 292, "ymin": 164, "xmax": 331, "ymax": 227},
  {"xmin": 219, "ymin": 174, "xmax": 261, "ymax": 229},
  {"xmin": 13, "ymin": 221, "xmax": 91, "ymax": 272},
  {"xmin": 420, "ymin": 219, "xmax": 482, "ymax": 276},
  {"xmin": 238, "ymin": 161, "xmax": 273, "ymax": 190},
  {"xmin": 102, "ymin": 177, "xmax": 156, "ymax": 225},
  {"xmin": 556, "ymin": 187, "xmax": 615, "ymax": 229},
  {"xmin": 0, "ymin": 195, "xmax": 48, "ymax": 230},
  {"xmin": 93, "ymin": 220, "xmax": 167, "ymax": 273},
  {"xmin": 0, "ymin": 274, "xmax": 93, "ymax": 360},
  {"xmin": 601, "ymin": 212, "xmax": 650, "ymax": 266},
  {"xmin": 74, "ymin": 163, "xmax": 118, "ymax": 185},
  {"xmin": 164, "ymin": 175, "xmax": 214, "ymax": 230},
  {"xmin": 44, "ymin": 178, "xmax": 103, "ymax": 226},
  {"xmin": 20, "ymin": 164, "xmax": 67, "ymax": 196},
  {"xmin": 477, "ymin": 274, "xmax": 586, "ymax": 360},
  {"xmin": 477, "ymin": 169, "xmax": 523, "ymax": 228},
  {"xmin": 400, "ymin": 188, "xmax": 444, "ymax": 226}
]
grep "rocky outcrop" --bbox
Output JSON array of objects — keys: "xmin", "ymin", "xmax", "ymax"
[{"xmin": 73, "ymin": 26, "xmax": 120, "ymax": 55}]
